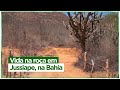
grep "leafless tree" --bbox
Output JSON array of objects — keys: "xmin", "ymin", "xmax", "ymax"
[{"xmin": 64, "ymin": 12, "xmax": 103, "ymax": 53}]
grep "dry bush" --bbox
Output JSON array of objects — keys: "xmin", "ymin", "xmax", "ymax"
[{"xmin": 85, "ymin": 13, "xmax": 118, "ymax": 73}]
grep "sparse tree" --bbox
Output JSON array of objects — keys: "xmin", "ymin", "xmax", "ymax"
[{"xmin": 64, "ymin": 12, "xmax": 103, "ymax": 53}]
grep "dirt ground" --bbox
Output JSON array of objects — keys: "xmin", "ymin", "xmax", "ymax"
[
  {"xmin": 29, "ymin": 48, "xmax": 90, "ymax": 78},
  {"xmin": 2, "ymin": 47, "xmax": 91, "ymax": 78},
  {"xmin": 2, "ymin": 47, "xmax": 119, "ymax": 78}
]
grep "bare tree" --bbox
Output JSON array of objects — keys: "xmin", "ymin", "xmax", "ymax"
[{"xmin": 64, "ymin": 12, "xmax": 103, "ymax": 53}]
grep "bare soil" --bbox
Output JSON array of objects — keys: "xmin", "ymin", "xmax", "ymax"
[
  {"xmin": 2, "ymin": 47, "xmax": 118, "ymax": 78},
  {"xmin": 2, "ymin": 47, "xmax": 90, "ymax": 78}
]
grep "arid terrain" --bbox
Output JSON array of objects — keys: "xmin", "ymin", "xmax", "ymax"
[
  {"xmin": 2, "ymin": 47, "xmax": 118, "ymax": 78},
  {"xmin": 2, "ymin": 47, "xmax": 90, "ymax": 78},
  {"xmin": 2, "ymin": 12, "xmax": 119, "ymax": 78}
]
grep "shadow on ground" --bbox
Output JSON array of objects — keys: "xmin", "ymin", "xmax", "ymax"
[{"xmin": 73, "ymin": 58, "xmax": 92, "ymax": 72}]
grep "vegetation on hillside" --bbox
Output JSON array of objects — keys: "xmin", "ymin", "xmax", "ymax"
[
  {"xmin": 2, "ymin": 12, "xmax": 119, "ymax": 78},
  {"xmin": 74, "ymin": 12, "xmax": 118, "ymax": 74}
]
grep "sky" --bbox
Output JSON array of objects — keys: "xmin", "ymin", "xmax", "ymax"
[{"xmin": 63, "ymin": 12, "xmax": 112, "ymax": 16}]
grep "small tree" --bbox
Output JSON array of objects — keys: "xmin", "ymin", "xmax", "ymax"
[{"xmin": 64, "ymin": 12, "xmax": 103, "ymax": 53}]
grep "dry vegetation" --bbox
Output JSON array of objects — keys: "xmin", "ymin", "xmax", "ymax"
[
  {"xmin": 86, "ymin": 13, "xmax": 118, "ymax": 73},
  {"xmin": 2, "ymin": 12, "xmax": 119, "ymax": 78}
]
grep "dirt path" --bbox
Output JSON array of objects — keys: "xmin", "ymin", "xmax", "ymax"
[
  {"xmin": 2, "ymin": 47, "xmax": 118, "ymax": 78},
  {"xmin": 2, "ymin": 47, "xmax": 90, "ymax": 78},
  {"xmin": 29, "ymin": 48, "xmax": 90, "ymax": 78}
]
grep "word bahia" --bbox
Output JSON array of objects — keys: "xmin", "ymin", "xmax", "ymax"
[{"xmin": 47, "ymin": 65, "xmax": 63, "ymax": 70}]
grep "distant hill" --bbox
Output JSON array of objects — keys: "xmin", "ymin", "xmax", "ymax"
[
  {"xmin": 2, "ymin": 12, "xmax": 75, "ymax": 49},
  {"xmin": 2, "ymin": 12, "xmax": 118, "ymax": 51}
]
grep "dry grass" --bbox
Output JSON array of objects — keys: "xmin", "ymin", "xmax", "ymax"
[
  {"xmin": 2, "ymin": 47, "xmax": 118, "ymax": 78},
  {"xmin": 91, "ymin": 71, "xmax": 119, "ymax": 78}
]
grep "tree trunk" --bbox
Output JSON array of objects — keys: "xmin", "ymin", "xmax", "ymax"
[
  {"xmin": 81, "ymin": 39, "xmax": 85, "ymax": 52},
  {"xmin": 80, "ymin": 35, "xmax": 86, "ymax": 53}
]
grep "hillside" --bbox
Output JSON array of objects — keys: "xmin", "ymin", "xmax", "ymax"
[{"xmin": 2, "ymin": 12, "xmax": 75, "ymax": 49}]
